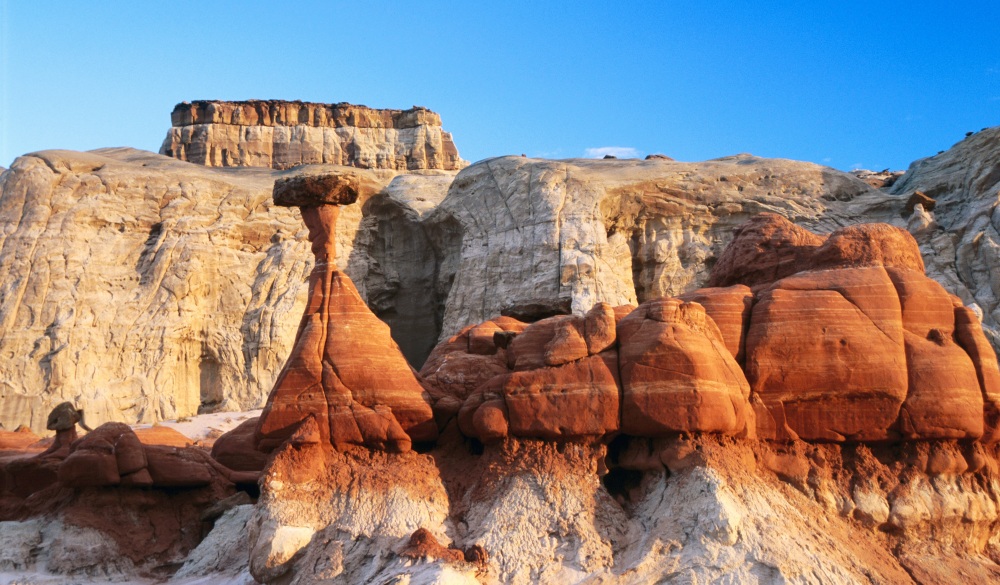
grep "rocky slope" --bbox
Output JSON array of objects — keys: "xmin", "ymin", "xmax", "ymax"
[{"xmin": 161, "ymin": 100, "xmax": 467, "ymax": 171}]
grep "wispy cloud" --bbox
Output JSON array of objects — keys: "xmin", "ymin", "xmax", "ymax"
[
  {"xmin": 851, "ymin": 162, "xmax": 866, "ymax": 171},
  {"xmin": 584, "ymin": 146, "xmax": 640, "ymax": 159}
]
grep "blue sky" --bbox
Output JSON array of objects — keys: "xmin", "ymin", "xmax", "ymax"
[{"xmin": 2, "ymin": 1, "xmax": 999, "ymax": 171}]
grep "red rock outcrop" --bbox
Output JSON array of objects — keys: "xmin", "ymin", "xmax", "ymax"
[
  {"xmin": 618, "ymin": 298, "xmax": 752, "ymax": 436},
  {"xmin": 890, "ymin": 269, "xmax": 984, "ymax": 440},
  {"xmin": 212, "ymin": 418, "xmax": 269, "ymax": 472},
  {"xmin": 705, "ymin": 214, "xmax": 825, "ymax": 289},
  {"xmin": 255, "ymin": 173, "xmax": 437, "ymax": 453},
  {"xmin": 746, "ymin": 267, "xmax": 908, "ymax": 441},
  {"xmin": 161, "ymin": 100, "xmax": 467, "ymax": 171},
  {"xmin": 447, "ymin": 304, "xmax": 624, "ymax": 442},
  {"xmin": 427, "ymin": 214, "xmax": 1000, "ymax": 447},
  {"xmin": 433, "ymin": 299, "xmax": 753, "ymax": 442},
  {"xmin": 677, "ymin": 285, "xmax": 753, "ymax": 363},
  {"xmin": 711, "ymin": 215, "xmax": 998, "ymax": 443},
  {"xmin": 707, "ymin": 213, "xmax": 924, "ymax": 290},
  {"xmin": 954, "ymin": 306, "xmax": 1000, "ymax": 443}
]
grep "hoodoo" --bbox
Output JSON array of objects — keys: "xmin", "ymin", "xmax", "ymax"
[{"xmin": 254, "ymin": 172, "xmax": 437, "ymax": 453}]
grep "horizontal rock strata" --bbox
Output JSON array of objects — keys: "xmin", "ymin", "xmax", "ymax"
[{"xmin": 161, "ymin": 100, "xmax": 467, "ymax": 171}]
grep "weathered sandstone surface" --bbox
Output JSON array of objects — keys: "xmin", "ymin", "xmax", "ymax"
[
  {"xmin": 234, "ymin": 210, "xmax": 1000, "ymax": 584},
  {"xmin": 161, "ymin": 100, "xmax": 467, "ymax": 171},
  {"xmin": 3, "ymin": 198, "xmax": 1000, "ymax": 583},
  {"xmin": 429, "ymin": 154, "xmax": 891, "ymax": 339},
  {"xmin": 889, "ymin": 127, "xmax": 1000, "ymax": 347}
]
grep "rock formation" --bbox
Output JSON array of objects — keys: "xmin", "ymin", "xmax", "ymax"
[
  {"xmin": 6, "ymin": 135, "xmax": 997, "ymax": 438},
  {"xmin": 8, "ymin": 105, "xmax": 1000, "ymax": 584},
  {"xmin": 3, "ymin": 205, "xmax": 1000, "ymax": 582},
  {"xmin": 428, "ymin": 154, "xmax": 890, "ymax": 339},
  {"xmin": 161, "ymin": 100, "xmax": 467, "ymax": 171},
  {"xmin": 0, "ymin": 148, "xmax": 455, "ymax": 433},
  {"xmin": 255, "ymin": 173, "xmax": 437, "ymax": 452},
  {"xmin": 0, "ymin": 416, "xmax": 256, "ymax": 580},
  {"xmin": 425, "ymin": 214, "xmax": 1000, "ymax": 449},
  {"xmin": 888, "ymin": 126, "xmax": 1000, "ymax": 349}
]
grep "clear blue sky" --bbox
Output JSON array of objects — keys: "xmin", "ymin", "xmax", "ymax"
[{"xmin": 2, "ymin": 1, "xmax": 999, "ymax": 171}]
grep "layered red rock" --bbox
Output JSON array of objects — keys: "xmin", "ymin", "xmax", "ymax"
[
  {"xmin": 889, "ymin": 269, "xmax": 983, "ymax": 439},
  {"xmin": 708, "ymin": 213, "xmax": 924, "ymax": 290},
  {"xmin": 256, "ymin": 173, "xmax": 436, "ymax": 453},
  {"xmin": 498, "ymin": 304, "xmax": 622, "ymax": 441},
  {"xmin": 954, "ymin": 306, "xmax": 1000, "ymax": 443},
  {"xmin": 677, "ymin": 285, "xmax": 754, "ymax": 363},
  {"xmin": 706, "ymin": 214, "xmax": 825, "ymax": 289},
  {"xmin": 212, "ymin": 418, "xmax": 269, "ymax": 472},
  {"xmin": 746, "ymin": 267, "xmax": 907, "ymax": 441},
  {"xmin": 444, "ymin": 303, "xmax": 623, "ymax": 442},
  {"xmin": 618, "ymin": 298, "xmax": 752, "ymax": 436},
  {"xmin": 714, "ymin": 215, "xmax": 998, "ymax": 443}
]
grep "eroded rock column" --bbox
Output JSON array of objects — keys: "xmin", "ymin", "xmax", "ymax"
[{"xmin": 255, "ymin": 173, "xmax": 437, "ymax": 452}]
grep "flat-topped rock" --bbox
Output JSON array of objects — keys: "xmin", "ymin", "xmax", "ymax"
[
  {"xmin": 272, "ymin": 172, "xmax": 371, "ymax": 207},
  {"xmin": 161, "ymin": 100, "xmax": 467, "ymax": 171}
]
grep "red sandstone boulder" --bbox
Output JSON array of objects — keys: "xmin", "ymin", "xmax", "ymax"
[
  {"xmin": 504, "ymin": 354, "xmax": 620, "ymax": 439},
  {"xmin": 507, "ymin": 314, "xmax": 589, "ymax": 370},
  {"xmin": 706, "ymin": 214, "xmax": 824, "ymax": 289},
  {"xmin": 58, "ymin": 448, "xmax": 121, "ymax": 487},
  {"xmin": 954, "ymin": 306, "xmax": 1000, "ymax": 443},
  {"xmin": 746, "ymin": 267, "xmax": 908, "ymax": 441},
  {"xmin": 888, "ymin": 268, "xmax": 984, "ymax": 439},
  {"xmin": 618, "ymin": 298, "xmax": 752, "ymax": 436},
  {"xmin": 58, "ymin": 423, "xmax": 144, "ymax": 488},
  {"xmin": 708, "ymin": 214, "xmax": 924, "ymax": 290},
  {"xmin": 678, "ymin": 285, "xmax": 754, "ymax": 363},
  {"xmin": 457, "ymin": 375, "xmax": 509, "ymax": 443},
  {"xmin": 420, "ymin": 317, "xmax": 527, "ymax": 404},
  {"xmin": 899, "ymin": 330, "xmax": 983, "ymax": 439},
  {"xmin": 257, "ymin": 175, "xmax": 437, "ymax": 453},
  {"xmin": 812, "ymin": 223, "xmax": 924, "ymax": 273},
  {"xmin": 144, "ymin": 446, "xmax": 214, "ymax": 488},
  {"xmin": 211, "ymin": 418, "xmax": 269, "ymax": 472},
  {"xmin": 436, "ymin": 303, "xmax": 623, "ymax": 442}
]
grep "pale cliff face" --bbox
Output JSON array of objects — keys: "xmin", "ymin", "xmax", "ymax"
[{"xmin": 0, "ymin": 148, "xmax": 422, "ymax": 432}]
